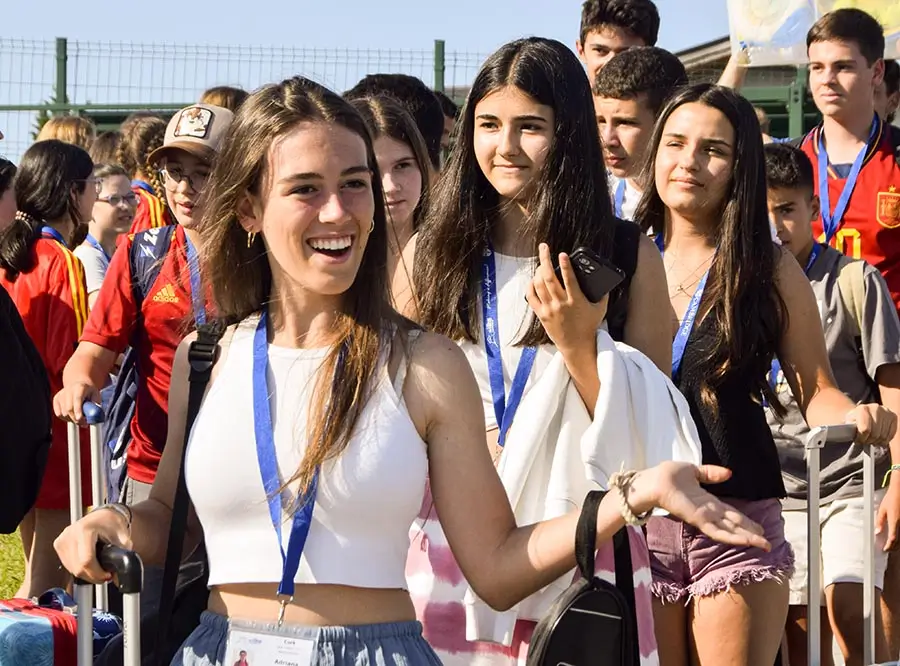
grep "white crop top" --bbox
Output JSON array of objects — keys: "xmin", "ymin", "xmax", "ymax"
[
  {"xmin": 185, "ymin": 316, "xmax": 427, "ymax": 589},
  {"xmin": 458, "ymin": 252, "xmax": 558, "ymax": 431}
]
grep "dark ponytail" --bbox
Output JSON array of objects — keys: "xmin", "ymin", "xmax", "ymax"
[{"xmin": 0, "ymin": 140, "xmax": 93, "ymax": 280}]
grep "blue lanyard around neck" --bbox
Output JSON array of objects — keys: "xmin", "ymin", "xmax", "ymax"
[
  {"xmin": 41, "ymin": 225, "xmax": 67, "ymax": 246},
  {"xmin": 481, "ymin": 245, "xmax": 537, "ymax": 448},
  {"xmin": 183, "ymin": 233, "xmax": 206, "ymax": 326},
  {"xmin": 768, "ymin": 243, "xmax": 823, "ymax": 392},
  {"xmin": 252, "ymin": 309, "xmax": 320, "ymax": 605},
  {"xmin": 614, "ymin": 179, "xmax": 627, "ymax": 219},
  {"xmin": 84, "ymin": 233, "xmax": 111, "ymax": 262},
  {"xmin": 655, "ymin": 234, "xmax": 711, "ymax": 378},
  {"xmin": 817, "ymin": 116, "xmax": 878, "ymax": 244}
]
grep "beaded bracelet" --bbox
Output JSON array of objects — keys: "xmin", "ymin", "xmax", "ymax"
[{"xmin": 608, "ymin": 469, "xmax": 652, "ymax": 527}]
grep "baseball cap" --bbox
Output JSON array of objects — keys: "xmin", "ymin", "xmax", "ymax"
[{"xmin": 148, "ymin": 103, "xmax": 233, "ymax": 166}]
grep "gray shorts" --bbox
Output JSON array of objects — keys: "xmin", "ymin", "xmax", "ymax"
[{"xmin": 172, "ymin": 611, "xmax": 443, "ymax": 665}]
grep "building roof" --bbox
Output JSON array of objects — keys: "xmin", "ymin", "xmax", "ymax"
[{"xmin": 676, "ymin": 36, "xmax": 730, "ymax": 68}]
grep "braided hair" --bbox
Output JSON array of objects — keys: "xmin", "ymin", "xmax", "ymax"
[{"xmin": 116, "ymin": 113, "xmax": 166, "ymax": 197}]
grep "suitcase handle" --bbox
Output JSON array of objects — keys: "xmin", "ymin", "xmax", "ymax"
[
  {"xmin": 82, "ymin": 400, "xmax": 105, "ymax": 425},
  {"xmin": 804, "ymin": 423, "xmax": 858, "ymax": 450},
  {"xmin": 96, "ymin": 543, "xmax": 143, "ymax": 595}
]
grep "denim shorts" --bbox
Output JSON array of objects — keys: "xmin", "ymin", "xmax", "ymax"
[
  {"xmin": 645, "ymin": 498, "xmax": 794, "ymax": 604},
  {"xmin": 171, "ymin": 611, "xmax": 443, "ymax": 665}
]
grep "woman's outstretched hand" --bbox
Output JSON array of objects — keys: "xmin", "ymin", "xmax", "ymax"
[{"xmin": 628, "ymin": 461, "xmax": 771, "ymax": 551}]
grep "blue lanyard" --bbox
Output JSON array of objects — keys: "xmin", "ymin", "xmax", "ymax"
[
  {"xmin": 183, "ymin": 234, "xmax": 206, "ymax": 326},
  {"xmin": 481, "ymin": 245, "xmax": 537, "ymax": 447},
  {"xmin": 817, "ymin": 116, "xmax": 877, "ymax": 243},
  {"xmin": 655, "ymin": 234, "xmax": 711, "ymax": 377},
  {"xmin": 614, "ymin": 179, "xmax": 626, "ymax": 219},
  {"xmin": 131, "ymin": 179, "xmax": 154, "ymax": 195},
  {"xmin": 85, "ymin": 233, "xmax": 111, "ymax": 262},
  {"xmin": 768, "ymin": 243, "xmax": 823, "ymax": 391},
  {"xmin": 252, "ymin": 309, "xmax": 319, "ymax": 615},
  {"xmin": 41, "ymin": 225, "xmax": 67, "ymax": 246}
]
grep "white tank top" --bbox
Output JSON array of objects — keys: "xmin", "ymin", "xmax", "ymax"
[
  {"xmin": 458, "ymin": 251, "xmax": 558, "ymax": 431},
  {"xmin": 185, "ymin": 316, "xmax": 427, "ymax": 589}
]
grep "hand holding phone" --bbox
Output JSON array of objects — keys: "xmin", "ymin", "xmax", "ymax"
[{"xmin": 554, "ymin": 247, "xmax": 625, "ymax": 303}]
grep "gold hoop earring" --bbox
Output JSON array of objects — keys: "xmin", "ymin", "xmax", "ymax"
[
  {"xmin": 246, "ymin": 231, "xmax": 257, "ymax": 248},
  {"xmin": 368, "ymin": 219, "xmax": 375, "ymax": 233}
]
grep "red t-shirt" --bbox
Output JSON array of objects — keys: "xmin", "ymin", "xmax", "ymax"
[
  {"xmin": 80, "ymin": 225, "xmax": 207, "ymax": 484},
  {"xmin": 801, "ymin": 118, "xmax": 900, "ymax": 309},
  {"xmin": 129, "ymin": 182, "xmax": 173, "ymax": 235},
  {"xmin": 0, "ymin": 234, "xmax": 91, "ymax": 509}
]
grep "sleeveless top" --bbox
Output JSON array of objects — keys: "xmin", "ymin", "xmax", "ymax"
[
  {"xmin": 676, "ymin": 315, "xmax": 786, "ymax": 500},
  {"xmin": 185, "ymin": 316, "xmax": 428, "ymax": 588},
  {"xmin": 460, "ymin": 220, "xmax": 640, "ymax": 429}
]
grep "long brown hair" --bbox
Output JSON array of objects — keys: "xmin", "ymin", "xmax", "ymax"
[
  {"xmin": 350, "ymin": 95, "xmax": 432, "ymax": 234},
  {"xmin": 634, "ymin": 83, "xmax": 785, "ymax": 413},
  {"xmin": 413, "ymin": 37, "xmax": 615, "ymax": 346},
  {"xmin": 202, "ymin": 76, "xmax": 401, "ymax": 494}
]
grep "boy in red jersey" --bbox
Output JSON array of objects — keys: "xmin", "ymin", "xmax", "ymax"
[
  {"xmin": 55, "ymin": 104, "xmax": 234, "ymax": 502},
  {"xmin": 799, "ymin": 9, "xmax": 900, "ymax": 306}
]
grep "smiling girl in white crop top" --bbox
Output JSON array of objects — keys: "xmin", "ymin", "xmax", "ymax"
[{"xmin": 55, "ymin": 75, "xmax": 771, "ymax": 666}]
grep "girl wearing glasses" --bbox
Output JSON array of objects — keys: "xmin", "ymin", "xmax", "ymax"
[
  {"xmin": 73, "ymin": 164, "xmax": 137, "ymax": 309},
  {"xmin": 0, "ymin": 139, "xmax": 96, "ymax": 598}
]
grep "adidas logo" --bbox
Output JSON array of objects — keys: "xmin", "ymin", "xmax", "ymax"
[{"xmin": 152, "ymin": 284, "xmax": 179, "ymax": 304}]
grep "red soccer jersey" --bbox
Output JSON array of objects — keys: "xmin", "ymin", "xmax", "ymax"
[
  {"xmin": 801, "ymin": 118, "xmax": 900, "ymax": 309},
  {"xmin": 80, "ymin": 225, "xmax": 208, "ymax": 484},
  {"xmin": 0, "ymin": 234, "xmax": 91, "ymax": 509},
  {"xmin": 129, "ymin": 181, "xmax": 173, "ymax": 235}
]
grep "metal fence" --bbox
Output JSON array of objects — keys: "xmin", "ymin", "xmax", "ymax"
[{"xmin": 0, "ymin": 37, "xmax": 489, "ymax": 161}]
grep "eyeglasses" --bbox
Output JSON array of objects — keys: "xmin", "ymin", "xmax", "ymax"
[
  {"xmin": 159, "ymin": 166, "xmax": 209, "ymax": 192},
  {"xmin": 97, "ymin": 193, "xmax": 139, "ymax": 206}
]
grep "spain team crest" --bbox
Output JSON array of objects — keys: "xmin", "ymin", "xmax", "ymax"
[{"xmin": 877, "ymin": 185, "xmax": 900, "ymax": 229}]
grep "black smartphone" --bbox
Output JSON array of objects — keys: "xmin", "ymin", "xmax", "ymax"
[{"xmin": 554, "ymin": 247, "xmax": 625, "ymax": 303}]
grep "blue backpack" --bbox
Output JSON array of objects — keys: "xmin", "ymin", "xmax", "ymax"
[{"xmin": 102, "ymin": 225, "xmax": 176, "ymax": 501}]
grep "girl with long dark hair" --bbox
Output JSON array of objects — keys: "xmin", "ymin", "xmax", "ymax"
[
  {"xmin": 0, "ymin": 139, "xmax": 96, "ymax": 597},
  {"xmin": 55, "ymin": 76, "xmax": 766, "ymax": 666},
  {"xmin": 403, "ymin": 37, "xmax": 690, "ymax": 664},
  {"xmin": 635, "ymin": 83, "xmax": 896, "ymax": 666}
]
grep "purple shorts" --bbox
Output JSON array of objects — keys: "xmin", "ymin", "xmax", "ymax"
[{"xmin": 645, "ymin": 498, "xmax": 794, "ymax": 604}]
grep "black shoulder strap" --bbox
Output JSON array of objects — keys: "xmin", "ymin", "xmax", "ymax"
[
  {"xmin": 156, "ymin": 321, "xmax": 225, "ymax": 665},
  {"xmin": 606, "ymin": 220, "xmax": 641, "ymax": 343},
  {"xmin": 576, "ymin": 490, "xmax": 640, "ymax": 665}
]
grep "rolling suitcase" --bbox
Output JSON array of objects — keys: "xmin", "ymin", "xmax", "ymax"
[
  {"xmin": 0, "ymin": 403, "xmax": 143, "ymax": 665},
  {"xmin": 805, "ymin": 424, "xmax": 876, "ymax": 666}
]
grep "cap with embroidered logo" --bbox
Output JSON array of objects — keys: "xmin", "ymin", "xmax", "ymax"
[{"xmin": 148, "ymin": 103, "xmax": 233, "ymax": 166}]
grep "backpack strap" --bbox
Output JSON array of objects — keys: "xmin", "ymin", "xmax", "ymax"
[
  {"xmin": 129, "ymin": 225, "xmax": 177, "ymax": 310},
  {"xmin": 836, "ymin": 258, "xmax": 866, "ymax": 338},
  {"xmin": 606, "ymin": 220, "xmax": 641, "ymax": 343},
  {"xmin": 156, "ymin": 321, "xmax": 225, "ymax": 665}
]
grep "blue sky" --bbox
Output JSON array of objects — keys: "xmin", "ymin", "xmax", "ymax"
[
  {"xmin": 5, "ymin": 0, "xmax": 728, "ymax": 55},
  {"xmin": 1, "ymin": 1, "xmax": 730, "ymax": 160}
]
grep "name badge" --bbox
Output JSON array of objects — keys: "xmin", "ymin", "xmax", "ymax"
[{"xmin": 225, "ymin": 627, "xmax": 314, "ymax": 666}]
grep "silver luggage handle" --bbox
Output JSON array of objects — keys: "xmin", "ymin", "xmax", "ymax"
[
  {"xmin": 805, "ymin": 424, "xmax": 877, "ymax": 666},
  {"xmin": 67, "ymin": 400, "xmax": 109, "ymax": 611},
  {"xmin": 74, "ymin": 543, "xmax": 143, "ymax": 666}
]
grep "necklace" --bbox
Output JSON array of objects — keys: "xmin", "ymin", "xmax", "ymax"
[{"xmin": 666, "ymin": 253, "xmax": 714, "ymax": 300}]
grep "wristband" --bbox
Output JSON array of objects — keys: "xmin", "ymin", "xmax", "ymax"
[
  {"xmin": 95, "ymin": 502, "xmax": 133, "ymax": 532},
  {"xmin": 883, "ymin": 464, "xmax": 900, "ymax": 489}
]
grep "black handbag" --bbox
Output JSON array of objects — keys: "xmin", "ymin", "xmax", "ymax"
[{"xmin": 526, "ymin": 490, "xmax": 640, "ymax": 666}]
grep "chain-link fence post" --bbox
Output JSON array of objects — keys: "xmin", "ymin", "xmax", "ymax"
[
  {"xmin": 54, "ymin": 37, "xmax": 68, "ymax": 114},
  {"xmin": 788, "ymin": 65, "xmax": 808, "ymax": 138},
  {"xmin": 434, "ymin": 39, "xmax": 445, "ymax": 93}
]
